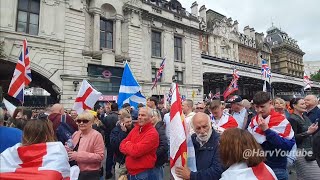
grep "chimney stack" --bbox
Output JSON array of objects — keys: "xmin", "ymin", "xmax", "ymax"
[
  {"xmin": 244, "ymin": 26, "xmax": 251, "ymax": 37},
  {"xmin": 250, "ymin": 28, "xmax": 255, "ymax": 40},
  {"xmin": 199, "ymin": 5, "xmax": 207, "ymax": 22},
  {"xmin": 191, "ymin": 1, "xmax": 198, "ymax": 17}
]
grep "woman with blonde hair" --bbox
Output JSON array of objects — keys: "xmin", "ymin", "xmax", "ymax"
[
  {"xmin": 220, "ymin": 128, "xmax": 277, "ymax": 180},
  {"xmin": 0, "ymin": 118, "xmax": 70, "ymax": 179},
  {"xmin": 66, "ymin": 110, "xmax": 105, "ymax": 180}
]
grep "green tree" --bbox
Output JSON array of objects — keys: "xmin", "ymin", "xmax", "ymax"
[{"xmin": 311, "ymin": 70, "xmax": 320, "ymax": 82}]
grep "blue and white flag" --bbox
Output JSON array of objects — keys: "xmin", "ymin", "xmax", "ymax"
[
  {"xmin": 118, "ymin": 62, "xmax": 144, "ymax": 109},
  {"xmin": 129, "ymin": 91, "xmax": 146, "ymax": 109}
]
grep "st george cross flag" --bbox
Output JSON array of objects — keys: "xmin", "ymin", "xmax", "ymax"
[
  {"xmin": 8, "ymin": 39, "xmax": 32, "ymax": 103},
  {"xmin": 220, "ymin": 162, "xmax": 277, "ymax": 180},
  {"xmin": 247, "ymin": 109, "xmax": 294, "ymax": 144},
  {"xmin": 0, "ymin": 142, "xmax": 70, "ymax": 180},
  {"xmin": 261, "ymin": 59, "xmax": 272, "ymax": 78},
  {"xmin": 223, "ymin": 79, "xmax": 238, "ymax": 100},
  {"xmin": 73, "ymin": 79, "xmax": 102, "ymax": 114},
  {"xmin": 118, "ymin": 62, "xmax": 142, "ymax": 109},
  {"xmin": 303, "ymin": 72, "xmax": 311, "ymax": 90},
  {"xmin": 170, "ymin": 82, "xmax": 187, "ymax": 179},
  {"xmin": 151, "ymin": 58, "xmax": 166, "ymax": 90}
]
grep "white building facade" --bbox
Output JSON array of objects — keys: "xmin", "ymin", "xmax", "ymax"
[{"xmin": 0, "ymin": 0, "xmax": 204, "ymax": 107}]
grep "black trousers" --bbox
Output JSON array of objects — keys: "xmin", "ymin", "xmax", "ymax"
[{"xmin": 78, "ymin": 170, "xmax": 100, "ymax": 180}]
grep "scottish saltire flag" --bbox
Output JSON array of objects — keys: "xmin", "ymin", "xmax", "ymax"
[
  {"xmin": 118, "ymin": 62, "xmax": 143, "ymax": 108},
  {"xmin": 129, "ymin": 91, "xmax": 146, "ymax": 108},
  {"xmin": 151, "ymin": 58, "xmax": 166, "ymax": 90},
  {"xmin": 233, "ymin": 69, "xmax": 240, "ymax": 79},
  {"xmin": 8, "ymin": 39, "xmax": 32, "ymax": 102},
  {"xmin": 261, "ymin": 59, "xmax": 271, "ymax": 78}
]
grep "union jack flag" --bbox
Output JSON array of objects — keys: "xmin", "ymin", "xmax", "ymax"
[
  {"xmin": 233, "ymin": 69, "xmax": 240, "ymax": 80},
  {"xmin": 151, "ymin": 58, "xmax": 165, "ymax": 90},
  {"xmin": 261, "ymin": 59, "xmax": 272, "ymax": 78},
  {"xmin": 8, "ymin": 39, "xmax": 32, "ymax": 102},
  {"xmin": 223, "ymin": 79, "xmax": 238, "ymax": 100}
]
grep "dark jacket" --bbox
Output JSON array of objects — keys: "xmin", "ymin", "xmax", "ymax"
[
  {"xmin": 305, "ymin": 106, "xmax": 320, "ymax": 123},
  {"xmin": 110, "ymin": 124, "xmax": 134, "ymax": 164},
  {"xmin": 313, "ymin": 130, "xmax": 320, "ymax": 167},
  {"xmin": 288, "ymin": 114, "xmax": 313, "ymax": 149},
  {"xmin": 190, "ymin": 129, "xmax": 224, "ymax": 180},
  {"xmin": 102, "ymin": 111, "xmax": 118, "ymax": 146},
  {"xmin": 155, "ymin": 121, "xmax": 169, "ymax": 167}
]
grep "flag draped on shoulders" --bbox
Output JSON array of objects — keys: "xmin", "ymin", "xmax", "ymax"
[
  {"xmin": 118, "ymin": 62, "xmax": 145, "ymax": 109},
  {"xmin": 8, "ymin": 39, "xmax": 32, "ymax": 102},
  {"xmin": 0, "ymin": 142, "xmax": 70, "ymax": 180},
  {"xmin": 73, "ymin": 79, "xmax": 102, "ymax": 114},
  {"xmin": 211, "ymin": 113, "xmax": 238, "ymax": 129},
  {"xmin": 220, "ymin": 162, "xmax": 277, "ymax": 180},
  {"xmin": 247, "ymin": 109, "xmax": 294, "ymax": 144}
]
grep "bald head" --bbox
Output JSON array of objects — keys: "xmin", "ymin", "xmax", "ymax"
[
  {"xmin": 51, "ymin": 104, "xmax": 64, "ymax": 114},
  {"xmin": 191, "ymin": 112, "xmax": 211, "ymax": 133},
  {"xmin": 305, "ymin": 95, "xmax": 318, "ymax": 110}
]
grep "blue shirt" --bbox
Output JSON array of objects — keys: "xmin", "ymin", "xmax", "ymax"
[
  {"xmin": 306, "ymin": 106, "xmax": 320, "ymax": 123},
  {"xmin": 0, "ymin": 126, "xmax": 22, "ymax": 153}
]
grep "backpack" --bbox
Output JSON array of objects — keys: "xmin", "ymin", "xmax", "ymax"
[{"xmin": 56, "ymin": 114, "xmax": 75, "ymax": 144}]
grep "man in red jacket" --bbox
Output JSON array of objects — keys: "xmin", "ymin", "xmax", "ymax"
[{"xmin": 120, "ymin": 107, "xmax": 159, "ymax": 180}]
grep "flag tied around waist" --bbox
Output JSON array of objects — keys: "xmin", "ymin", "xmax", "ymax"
[{"xmin": 0, "ymin": 142, "xmax": 70, "ymax": 180}]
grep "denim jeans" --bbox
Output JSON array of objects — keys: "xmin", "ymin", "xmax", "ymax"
[
  {"xmin": 153, "ymin": 166, "xmax": 164, "ymax": 180},
  {"xmin": 127, "ymin": 169, "xmax": 157, "ymax": 180},
  {"xmin": 272, "ymin": 168, "xmax": 288, "ymax": 180}
]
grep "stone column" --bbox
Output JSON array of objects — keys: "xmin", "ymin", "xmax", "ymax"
[
  {"xmin": 90, "ymin": 8, "xmax": 101, "ymax": 52},
  {"xmin": 115, "ymin": 14, "xmax": 123, "ymax": 55}
]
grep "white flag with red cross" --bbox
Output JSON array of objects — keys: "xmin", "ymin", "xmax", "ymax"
[{"xmin": 73, "ymin": 80, "xmax": 102, "ymax": 114}]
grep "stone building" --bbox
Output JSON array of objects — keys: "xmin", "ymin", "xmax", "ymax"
[
  {"xmin": 304, "ymin": 60, "xmax": 320, "ymax": 75},
  {"xmin": 265, "ymin": 26, "xmax": 305, "ymax": 78},
  {"xmin": 0, "ymin": 0, "xmax": 204, "ymax": 107}
]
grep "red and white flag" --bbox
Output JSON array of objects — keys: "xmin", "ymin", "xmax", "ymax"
[
  {"xmin": 73, "ymin": 80, "xmax": 102, "ymax": 114},
  {"xmin": 220, "ymin": 162, "xmax": 277, "ymax": 180},
  {"xmin": 303, "ymin": 72, "xmax": 311, "ymax": 90},
  {"xmin": 248, "ymin": 109, "xmax": 294, "ymax": 144},
  {"xmin": 223, "ymin": 79, "xmax": 238, "ymax": 100},
  {"xmin": 0, "ymin": 142, "xmax": 70, "ymax": 180},
  {"xmin": 8, "ymin": 39, "xmax": 32, "ymax": 103},
  {"xmin": 170, "ymin": 83, "xmax": 187, "ymax": 179}
]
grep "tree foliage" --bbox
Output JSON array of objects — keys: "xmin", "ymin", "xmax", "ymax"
[{"xmin": 311, "ymin": 70, "xmax": 320, "ymax": 82}]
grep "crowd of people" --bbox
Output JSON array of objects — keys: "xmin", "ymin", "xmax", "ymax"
[{"xmin": 1, "ymin": 92, "xmax": 320, "ymax": 180}]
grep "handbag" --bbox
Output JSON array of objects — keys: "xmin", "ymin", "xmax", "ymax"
[{"xmin": 69, "ymin": 137, "xmax": 81, "ymax": 166}]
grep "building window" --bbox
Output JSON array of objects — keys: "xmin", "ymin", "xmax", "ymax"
[
  {"xmin": 175, "ymin": 71, "xmax": 183, "ymax": 84},
  {"xmin": 151, "ymin": 68, "xmax": 162, "ymax": 82},
  {"xmin": 16, "ymin": 0, "xmax": 40, "ymax": 35},
  {"xmin": 152, "ymin": 31, "xmax": 161, "ymax": 57},
  {"xmin": 174, "ymin": 37, "xmax": 182, "ymax": 61},
  {"xmin": 100, "ymin": 19, "xmax": 113, "ymax": 49}
]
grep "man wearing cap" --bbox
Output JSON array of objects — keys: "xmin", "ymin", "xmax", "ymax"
[{"xmin": 226, "ymin": 95, "xmax": 248, "ymax": 129}]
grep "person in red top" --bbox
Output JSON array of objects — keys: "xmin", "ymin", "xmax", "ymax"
[
  {"xmin": 209, "ymin": 100, "xmax": 238, "ymax": 133},
  {"xmin": 120, "ymin": 107, "xmax": 159, "ymax": 180},
  {"xmin": 48, "ymin": 104, "xmax": 78, "ymax": 132}
]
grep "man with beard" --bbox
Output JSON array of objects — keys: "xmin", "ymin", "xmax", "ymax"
[
  {"xmin": 110, "ymin": 109, "xmax": 134, "ymax": 180},
  {"xmin": 175, "ymin": 112, "xmax": 224, "ymax": 180}
]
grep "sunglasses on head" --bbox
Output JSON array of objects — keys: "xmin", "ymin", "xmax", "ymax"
[{"xmin": 76, "ymin": 119, "xmax": 90, "ymax": 124}]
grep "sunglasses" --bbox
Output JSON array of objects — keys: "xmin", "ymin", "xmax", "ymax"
[
  {"xmin": 196, "ymin": 107, "xmax": 204, "ymax": 110},
  {"xmin": 76, "ymin": 119, "xmax": 90, "ymax": 124}
]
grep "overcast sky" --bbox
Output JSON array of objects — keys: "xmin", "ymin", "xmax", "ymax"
[{"xmin": 180, "ymin": 0, "xmax": 319, "ymax": 62}]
